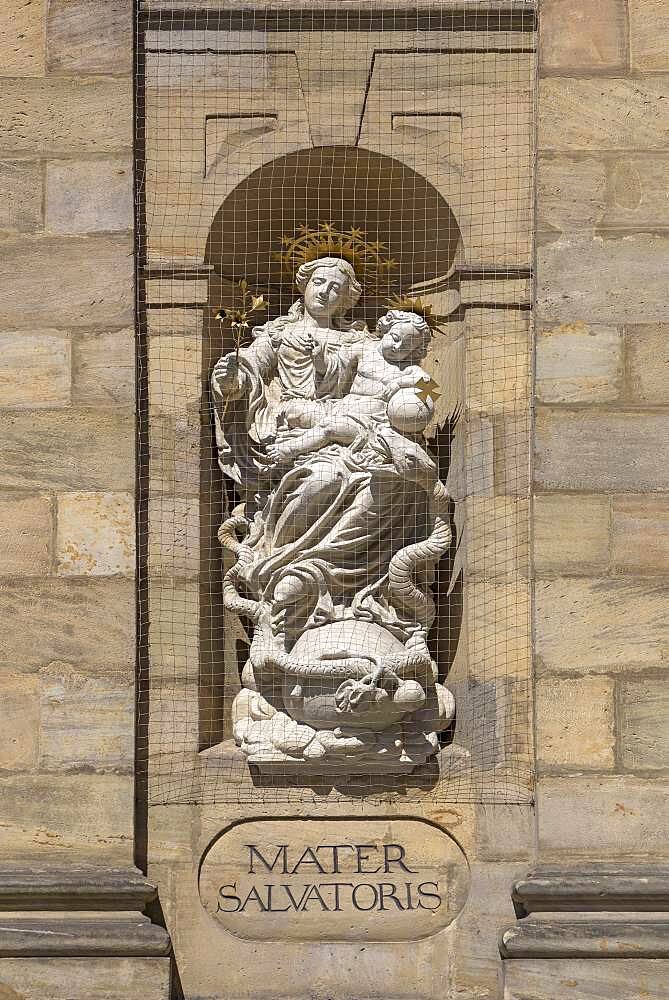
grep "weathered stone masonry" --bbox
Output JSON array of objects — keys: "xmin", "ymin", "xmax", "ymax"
[{"xmin": 0, "ymin": 2, "xmax": 667, "ymax": 999}]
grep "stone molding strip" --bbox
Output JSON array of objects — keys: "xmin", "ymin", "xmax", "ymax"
[
  {"xmin": 501, "ymin": 867, "xmax": 669, "ymax": 960},
  {"xmin": 512, "ymin": 866, "xmax": 669, "ymax": 917},
  {"xmin": 0, "ymin": 867, "xmax": 171, "ymax": 958},
  {"xmin": 0, "ymin": 916, "xmax": 171, "ymax": 958},
  {"xmin": 0, "ymin": 866, "xmax": 158, "ymax": 912},
  {"xmin": 139, "ymin": 4, "xmax": 538, "ymax": 34},
  {"xmin": 500, "ymin": 918, "xmax": 669, "ymax": 960}
]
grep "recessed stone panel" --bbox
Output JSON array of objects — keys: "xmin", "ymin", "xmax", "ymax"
[{"xmin": 199, "ymin": 817, "xmax": 469, "ymax": 941}]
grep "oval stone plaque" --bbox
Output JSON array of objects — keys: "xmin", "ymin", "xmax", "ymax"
[{"xmin": 199, "ymin": 817, "xmax": 469, "ymax": 941}]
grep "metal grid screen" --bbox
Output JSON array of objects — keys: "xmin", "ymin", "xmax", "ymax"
[{"xmin": 135, "ymin": 2, "xmax": 536, "ymax": 805}]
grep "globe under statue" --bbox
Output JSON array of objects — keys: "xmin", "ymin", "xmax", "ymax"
[{"xmin": 210, "ymin": 253, "xmax": 455, "ymax": 774}]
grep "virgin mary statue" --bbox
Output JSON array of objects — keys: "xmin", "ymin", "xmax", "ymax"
[{"xmin": 210, "ymin": 256, "xmax": 455, "ymax": 773}]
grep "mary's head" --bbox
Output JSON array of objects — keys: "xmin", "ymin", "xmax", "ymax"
[{"xmin": 295, "ymin": 257, "xmax": 362, "ymax": 324}]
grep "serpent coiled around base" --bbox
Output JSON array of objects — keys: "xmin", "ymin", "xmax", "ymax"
[
  {"xmin": 218, "ymin": 514, "xmax": 261, "ymax": 622},
  {"xmin": 387, "ymin": 480, "xmax": 452, "ymax": 631}
]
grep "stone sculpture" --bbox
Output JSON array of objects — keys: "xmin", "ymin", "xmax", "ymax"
[{"xmin": 211, "ymin": 255, "xmax": 455, "ymax": 773}]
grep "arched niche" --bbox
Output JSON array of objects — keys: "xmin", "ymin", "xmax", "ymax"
[
  {"xmin": 198, "ymin": 145, "xmax": 465, "ymax": 751},
  {"xmin": 205, "ymin": 144, "xmax": 464, "ymax": 320}
]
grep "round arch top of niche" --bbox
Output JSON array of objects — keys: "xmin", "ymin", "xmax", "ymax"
[{"xmin": 205, "ymin": 144, "xmax": 464, "ymax": 317}]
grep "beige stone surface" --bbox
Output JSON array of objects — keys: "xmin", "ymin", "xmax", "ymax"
[
  {"xmin": 0, "ymin": 773, "xmax": 133, "ymax": 860},
  {"xmin": 72, "ymin": 328, "xmax": 135, "ymax": 405},
  {"xmin": 465, "ymin": 307, "xmax": 529, "ymax": 338},
  {"xmin": 461, "ymin": 277, "xmax": 531, "ymax": 308},
  {"xmin": 148, "ymin": 410, "xmax": 200, "ymax": 497},
  {"xmin": 0, "ymin": 409, "xmax": 134, "ymax": 490},
  {"xmin": 539, "ymin": 78, "xmax": 669, "ymax": 152},
  {"xmin": 535, "ymin": 577, "xmax": 669, "ymax": 674},
  {"xmin": 47, "ymin": 0, "xmax": 132, "ymax": 75},
  {"xmin": 0, "ymin": 672, "xmax": 39, "ymax": 771},
  {"xmin": 56, "ymin": 491, "xmax": 134, "ymax": 576},
  {"xmin": 161, "ymin": 859, "xmax": 458, "ymax": 1000},
  {"xmin": 538, "ymin": 776, "xmax": 669, "ymax": 858},
  {"xmin": 536, "ymin": 155, "xmax": 606, "ymax": 233},
  {"xmin": 46, "ymin": 157, "xmax": 133, "ymax": 234},
  {"xmin": 535, "ymin": 407, "xmax": 669, "ymax": 491},
  {"xmin": 145, "ymin": 279, "xmax": 208, "ymax": 306},
  {"xmin": 493, "ymin": 412, "xmax": 531, "ymax": 498},
  {"xmin": 625, "ymin": 324, "xmax": 669, "ymax": 404},
  {"xmin": 468, "ymin": 579, "xmax": 531, "ymax": 681},
  {"xmin": 612, "ymin": 496, "xmax": 669, "ymax": 574},
  {"xmin": 146, "ymin": 307, "xmax": 203, "ymax": 338},
  {"xmin": 465, "ymin": 497, "xmax": 529, "ymax": 580},
  {"xmin": 533, "ymin": 493, "xmax": 610, "ymax": 576},
  {"xmin": 0, "ymin": 79, "xmax": 132, "ymax": 155},
  {"xmin": 0, "ymin": 0, "xmax": 46, "ymax": 77},
  {"xmin": 148, "ymin": 497, "xmax": 199, "ymax": 578},
  {"xmin": 537, "ymin": 233, "xmax": 669, "ymax": 324},
  {"xmin": 148, "ymin": 579, "xmax": 199, "ymax": 678},
  {"xmin": 0, "ymin": 236, "xmax": 133, "ymax": 328},
  {"xmin": 0, "ymin": 331, "xmax": 70, "ymax": 407},
  {"xmin": 474, "ymin": 804, "xmax": 535, "ymax": 862},
  {"xmin": 536, "ymin": 322, "xmax": 622, "ymax": 403},
  {"xmin": 604, "ymin": 157, "xmax": 669, "ymax": 231},
  {"xmin": 0, "ymin": 579, "xmax": 134, "ymax": 669},
  {"xmin": 39, "ymin": 661, "xmax": 133, "ymax": 772},
  {"xmin": 148, "ymin": 335, "xmax": 202, "ymax": 414},
  {"xmin": 0, "ymin": 492, "xmax": 52, "ymax": 576},
  {"xmin": 150, "ymin": 809, "xmax": 524, "ymax": 1000},
  {"xmin": 142, "ymin": 0, "xmax": 490, "ymax": 6},
  {"xmin": 539, "ymin": 0, "xmax": 627, "ymax": 72},
  {"xmin": 0, "ymin": 160, "xmax": 43, "ymax": 233},
  {"xmin": 619, "ymin": 678, "xmax": 669, "ymax": 771},
  {"xmin": 0, "ymin": 958, "xmax": 170, "ymax": 1000},
  {"xmin": 536, "ymin": 676, "xmax": 615, "ymax": 769},
  {"xmin": 629, "ymin": 0, "xmax": 669, "ymax": 71},
  {"xmin": 148, "ymin": 804, "xmax": 194, "ymax": 862},
  {"xmin": 505, "ymin": 959, "xmax": 669, "ymax": 1000},
  {"xmin": 466, "ymin": 329, "xmax": 530, "ymax": 414},
  {"xmin": 452, "ymin": 862, "xmax": 526, "ymax": 999}
]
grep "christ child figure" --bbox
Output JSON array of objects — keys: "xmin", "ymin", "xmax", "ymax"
[{"xmin": 266, "ymin": 308, "xmax": 435, "ymax": 466}]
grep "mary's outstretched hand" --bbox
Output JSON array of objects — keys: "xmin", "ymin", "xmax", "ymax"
[{"xmin": 212, "ymin": 353, "xmax": 247, "ymax": 399}]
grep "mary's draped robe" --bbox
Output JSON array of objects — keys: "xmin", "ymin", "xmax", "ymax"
[{"xmin": 211, "ymin": 311, "xmax": 437, "ymax": 644}]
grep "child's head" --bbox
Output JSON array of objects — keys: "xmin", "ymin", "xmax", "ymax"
[{"xmin": 375, "ymin": 309, "xmax": 432, "ymax": 364}]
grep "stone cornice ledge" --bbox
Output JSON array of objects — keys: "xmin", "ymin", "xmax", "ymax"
[
  {"xmin": 0, "ymin": 915, "xmax": 171, "ymax": 959},
  {"xmin": 0, "ymin": 867, "xmax": 171, "ymax": 958},
  {"xmin": 500, "ymin": 866, "xmax": 669, "ymax": 960},
  {"xmin": 0, "ymin": 866, "xmax": 158, "ymax": 912}
]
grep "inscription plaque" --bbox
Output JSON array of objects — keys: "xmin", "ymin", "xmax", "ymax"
[{"xmin": 199, "ymin": 818, "xmax": 469, "ymax": 941}]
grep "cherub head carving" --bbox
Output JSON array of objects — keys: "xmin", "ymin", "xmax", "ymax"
[{"xmin": 375, "ymin": 309, "xmax": 432, "ymax": 365}]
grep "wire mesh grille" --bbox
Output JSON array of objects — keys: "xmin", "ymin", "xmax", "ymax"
[{"xmin": 135, "ymin": 3, "xmax": 536, "ymax": 806}]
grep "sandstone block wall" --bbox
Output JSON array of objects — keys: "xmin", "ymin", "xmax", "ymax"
[
  {"xmin": 535, "ymin": 0, "xmax": 669, "ymax": 859},
  {"xmin": 0, "ymin": 0, "xmax": 136, "ymax": 865},
  {"xmin": 0, "ymin": 1, "xmax": 667, "ymax": 999}
]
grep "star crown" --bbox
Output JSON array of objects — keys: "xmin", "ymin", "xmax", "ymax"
[
  {"xmin": 384, "ymin": 293, "xmax": 439, "ymax": 331},
  {"xmin": 274, "ymin": 222, "xmax": 397, "ymax": 294}
]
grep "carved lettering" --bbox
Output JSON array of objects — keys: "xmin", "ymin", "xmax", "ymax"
[
  {"xmin": 291, "ymin": 846, "xmax": 327, "ymax": 875},
  {"xmin": 383, "ymin": 843, "xmax": 416, "ymax": 873},
  {"xmin": 246, "ymin": 844, "xmax": 288, "ymax": 874},
  {"xmin": 199, "ymin": 819, "xmax": 470, "ymax": 941},
  {"xmin": 216, "ymin": 883, "xmax": 241, "ymax": 913},
  {"xmin": 417, "ymin": 882, "xmax": 442, "ymax": 911},
  {"xmin": 216, "ymin": 843, "xmax": 441, "ymax": 918}
]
